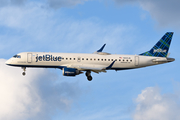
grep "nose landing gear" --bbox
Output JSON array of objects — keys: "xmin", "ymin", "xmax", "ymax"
[
  {"xmin": 86, "ymin": 71, "xmax": 92, "ymax": 81},
  {"xmin": 22, "ymin": 67, "xmax": 26, "ymax": 76}
]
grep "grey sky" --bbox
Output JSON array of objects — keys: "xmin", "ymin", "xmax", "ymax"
[
  {"xmin": 0, "ymin": 0, "xmax": 26, "ymax": 7},
  {"xmin": 114, "ymin": 0, "xmax": 180, "ymax": 28},
  {"xmin": 47, "ymin": 0, "xmax": 87, "ymax": 9}
]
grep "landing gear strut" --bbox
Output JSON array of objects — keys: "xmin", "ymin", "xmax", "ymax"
[
  {"xmin": 22, "ymin": 67, "xmax": 26, "ymax": 76},
  {"xmin": 85, "ymin": 71, "xmax": 92, "ymax": 81}
]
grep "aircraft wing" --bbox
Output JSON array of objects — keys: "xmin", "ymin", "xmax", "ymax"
[
  {"xmin": 62, "ymin": 61, "xmax": 116, "ymax": 73},
  {"xmin": 65, "ymin": 64, "xmax": 107, "ymax": 73}
]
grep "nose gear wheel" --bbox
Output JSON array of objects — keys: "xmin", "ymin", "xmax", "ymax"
[{"xmin": 22, "ymin": 67, "xmax": 26, "ymax": 76}]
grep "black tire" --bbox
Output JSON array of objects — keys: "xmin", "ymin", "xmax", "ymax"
[
  {"xmin": 22, "ymin": 72, "xmax": 26, "ymax": 76},
  {"xmin": 87, "ymin": 76, "xmax": 92, "ymax": 81}
]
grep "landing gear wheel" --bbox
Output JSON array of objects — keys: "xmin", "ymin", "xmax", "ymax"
[
  {"xmin": 87, "ymin": 76, "xmax": 92, "ymax": 81},
  {"xmin": 85, "ymin": 71, "xmax": 93, "ymax": 81},
  {"xmin": 22, "ymin": 67, "xmax": 26, "ymax": 76},
  {"xmin": 22, "ymin": 72, "xmax": 26, "ymax": 76}
]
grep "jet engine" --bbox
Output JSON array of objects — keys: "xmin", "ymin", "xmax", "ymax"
[{"xmin": 62, "ymin": 67, "xmax": 82, "ymax": 76}]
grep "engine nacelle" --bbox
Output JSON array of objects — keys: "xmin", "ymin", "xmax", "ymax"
[{"xmin": 62, "ymin": 67, "xmax": 82, "ymax": 76}]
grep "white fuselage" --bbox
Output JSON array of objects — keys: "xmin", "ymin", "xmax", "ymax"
[
  {"xmin": 6, "ymin": 52, "xmax": 170, "ymax": 70},
  {"xmin": 5, "ymin": 32, "xmax": 175, "ymax": 81}
]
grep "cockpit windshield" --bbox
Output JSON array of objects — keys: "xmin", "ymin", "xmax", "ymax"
[{"xmin": 13, "ymin": 55, "xmax": 21, "ymax": 58}]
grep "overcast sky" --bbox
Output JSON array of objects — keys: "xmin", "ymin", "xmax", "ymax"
[{"xmin": 0, "ymin": 0, "xmax": 180, "ymax": 120}]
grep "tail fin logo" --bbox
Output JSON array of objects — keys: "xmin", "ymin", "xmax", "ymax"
[
  {"xmin": 139, "ymin": 32, "xmax": 173, "ymax": 57},
  {"xmin": 153, "ymin": 49, "xmax": 167, "ymax": 53}
]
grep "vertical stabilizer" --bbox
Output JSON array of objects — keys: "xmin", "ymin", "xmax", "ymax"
[{"xmin": 140, "ymin": 32, "xmax": 173, "ymax": 57}]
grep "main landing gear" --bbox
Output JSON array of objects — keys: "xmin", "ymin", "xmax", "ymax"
[
  {"xmin": 86, "ymin": 71, "xmax": 92, "ymax": 81},
  {"xmin": 22, "ymin": 67, "xmax": 26, "ymax": 76}
]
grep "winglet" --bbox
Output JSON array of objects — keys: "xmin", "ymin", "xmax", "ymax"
[
  {"xmin": 97, "ymin": 44, "xmax": 106, "ymax": 52},
  {"xmin": 106, "ymin": 60, "xmax": 116, "ymax": 69}
]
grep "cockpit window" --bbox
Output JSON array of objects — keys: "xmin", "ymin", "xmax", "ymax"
[{"xmin": 13, "ymin": 55, "xmax": 21, "ymax": 58}]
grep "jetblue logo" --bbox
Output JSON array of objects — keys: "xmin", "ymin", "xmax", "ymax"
[
  {"xmin": 153, "ymin": 49, "xmax": 167, "ymax": 53},
  {"xmin": 36, "ymin": 54, "xmax": 61, "ymax": 62}
]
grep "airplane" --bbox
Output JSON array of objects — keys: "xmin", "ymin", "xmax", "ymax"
[{"xmin": 6, "ymin": 32, "xmax": 175, "ymax": 81}]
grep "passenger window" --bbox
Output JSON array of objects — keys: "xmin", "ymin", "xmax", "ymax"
[
  {"xmin": 62, "ymin": 58, "xmax": 64, "ymax": 60},
  {"xmin": 105, "ymin": 59, "xmax": 106, "ymax": 61},
  {"xmin": 130, "ymin": 60, "xmax": 132, "ymax": 62},
  {"xmin": 126, "ymin": 60, "xmax": 128, "ymax": 62},
  {"xmin": 94, "ymin": 59, "xmax": 96, "ymax": 61},
  {"xmin": 70, "ymin": 58, "xmax": 72, "ymax": 60},
  {"xmin": 111, "ymin": 59, "xmax": 113, "ymax": 61},
  {"xmin": 98, "ymin": 59, "xmax": 100, "ymax": 61},
  {"xmin": 74, "ymin": 58, "xmax": 75, "ymax": 60},
  {"xmin": 82, "ymin": 58, "xmax": 84, "ymax": 60},
  {"xmin": 108, "ymin": 59, "xmax": 110, "ymax": 61},
  {"xmin": 115, "ymin": 59, "xmax": 117, "ymax": 61},
  {"xmin": 66, "ymin": 58, "xmax": 68, "ymax": 60},
  {"xmin": 119, "ymin": 59, "xmax": 121, "ymax": 61},
  {"xmin": 101, "ymin": 59, "xmax": 103, "ymax": 61},
  {"xmin": 90, "ymin": 58, "xmax": 92, "ymax": 61}
]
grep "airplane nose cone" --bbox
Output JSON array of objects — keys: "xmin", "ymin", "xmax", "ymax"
[{"xmin": 5, "ymin": 59, "xmax": 11, "ymax": 65}]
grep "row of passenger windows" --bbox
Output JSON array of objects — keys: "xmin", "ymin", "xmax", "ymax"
[{"xmin": 61, "ymin": 57, "xmax": 132, "ymax": 62}]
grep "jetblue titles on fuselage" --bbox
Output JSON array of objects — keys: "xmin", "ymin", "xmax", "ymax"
[{"xmin": 36, "ymin": 54, "xmax": 62, "ymax": 62}]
